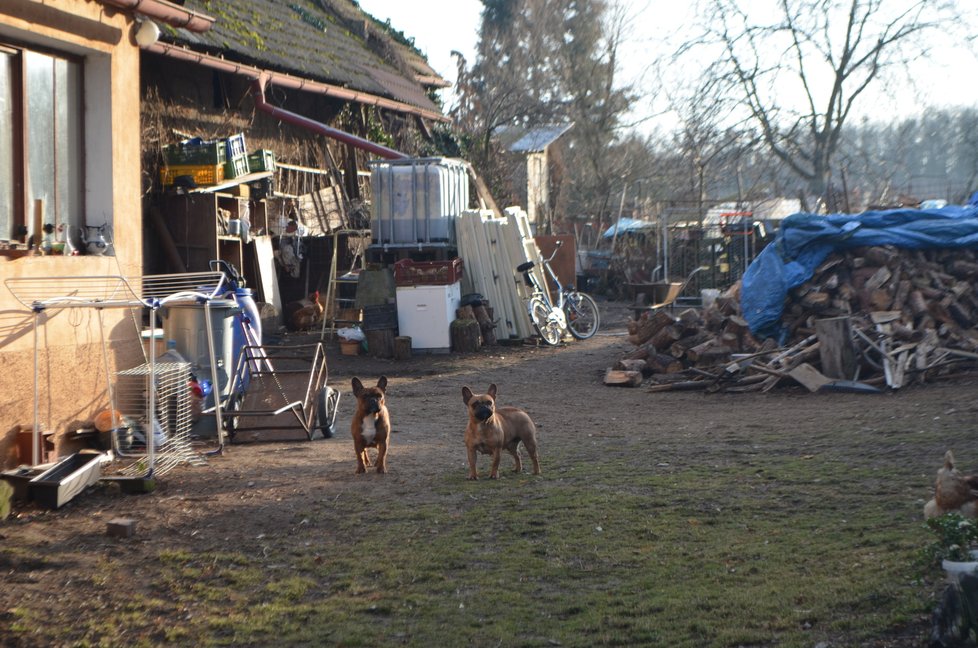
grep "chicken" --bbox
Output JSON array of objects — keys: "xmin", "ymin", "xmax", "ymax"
[
  {"xmin": 924, "ymin": 451, "xmax": 978, "ymax": 519},
  {"xmin": 284, "ymin": 290, "xmax": 325, "ymax": 331}
]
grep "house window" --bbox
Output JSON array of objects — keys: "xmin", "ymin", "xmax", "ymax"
[{"xmin": 0, "ymin": 42, "xmax": 83, "ymax": 247}]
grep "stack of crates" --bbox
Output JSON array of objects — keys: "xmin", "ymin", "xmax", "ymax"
[
  {"xmin": 224, "ymin": 133, "xmax": 250, "ymax": 180},
  {"xmin": 160, "ymin": 139, "xmax": 227, "ymax": 187}
]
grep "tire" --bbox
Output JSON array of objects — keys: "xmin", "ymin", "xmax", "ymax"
[
  {"xmin": 529, "ymin": 296, "xmax": 562, "ymax": 346},
  {"xmin": 222, "ymin": 391, "xmax": 243, "ymax": 440},
  {"xmin": 317, "ymin": 386, "xmax": 338, "ymax": 439},
  {"xmin": 564, "ymin": 292, "xmax": 600, "ymax": 339}
]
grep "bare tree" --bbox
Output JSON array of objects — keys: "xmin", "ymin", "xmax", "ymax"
[
  {"xmin": 451, "ymin": 0, "xmax": 638, "ymax": 228},
  {"xmin": 683, "ymin": 0, "xmax": 967, "ymax": 211}
]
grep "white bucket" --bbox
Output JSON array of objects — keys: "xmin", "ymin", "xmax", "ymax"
[{"xmin": 701, "ymin": 288, "xmax": 720, "ymax": 309}]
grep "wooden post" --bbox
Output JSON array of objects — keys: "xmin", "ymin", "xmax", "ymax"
[
  {"xmin": 450, "ymin": 318, "xmax": 481, "ymax": 352},
  {"xmin": 365, "ymin": 329, "xmax": 395, "ymax": 359},
  {"xmin": 394, "ymin": 336, "xmax": 412, "ymax": 361},
  {"xmin": 814, "ymin": 316, "xmax": 856, "ymax": 380}
]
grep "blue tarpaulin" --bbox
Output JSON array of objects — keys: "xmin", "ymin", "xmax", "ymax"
[{"xmin": 741, "ymin": 198, "xmax": 978, "ymax": 341}]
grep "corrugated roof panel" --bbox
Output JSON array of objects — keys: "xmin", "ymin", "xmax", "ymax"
[{"xmin": 494, "ymin": 123, "xmax": 574, "ymax": 153}]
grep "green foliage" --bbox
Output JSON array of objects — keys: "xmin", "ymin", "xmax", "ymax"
[{"xmin": 925, "ymin": 512, "xmax": 978, "ymax": 563}]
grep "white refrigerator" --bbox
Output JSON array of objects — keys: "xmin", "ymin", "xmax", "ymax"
[{"xmin": 395, "ymin": 282, "xmax": 461, "ymax": 353}]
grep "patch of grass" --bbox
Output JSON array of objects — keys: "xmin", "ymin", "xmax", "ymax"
[
  {"xmin": 2, "ymin": 449, "xmax": 932, "ymax": 647},
  {"xmin": 99, "ymin": 454, "xmax": 921, "ymax": 647}
]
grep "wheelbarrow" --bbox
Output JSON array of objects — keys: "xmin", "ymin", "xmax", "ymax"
[{"xmin": 628, "ymin": 266, "xmax": 708, "ymax": 319}]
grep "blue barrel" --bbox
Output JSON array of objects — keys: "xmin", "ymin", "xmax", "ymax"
[{"xmin": 232, "ymin": 287, "xmax": 262, "ymax": 347}]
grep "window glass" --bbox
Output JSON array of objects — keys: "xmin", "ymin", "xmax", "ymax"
[{"xmin": 1, "ymin": 46, "xmax": 83, "ymax": 248}]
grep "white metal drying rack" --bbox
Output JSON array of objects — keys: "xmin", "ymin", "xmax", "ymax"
[{"xmin": 4, "ymin": 271, "xmax": 231, "ymax": 476}]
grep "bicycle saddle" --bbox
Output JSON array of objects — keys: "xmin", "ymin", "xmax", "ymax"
[{"xmin": 516, "ymin": 261, "xmax": 535, "ymax": 272}]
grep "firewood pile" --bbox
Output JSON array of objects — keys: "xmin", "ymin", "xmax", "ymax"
[{"xmin": 606, "ymin": 245, "xmax": 978, "ymax": 392}]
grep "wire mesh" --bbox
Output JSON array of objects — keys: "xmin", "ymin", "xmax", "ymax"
[{"xmin": 112, "ymin": 361, "xmax": 205, "ymax": 476}]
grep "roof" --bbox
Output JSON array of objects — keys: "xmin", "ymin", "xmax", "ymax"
[
  {"xmin": 494, "ymin": 123, "xmax": 574, "ymax": 153},
  {"xmin": 158, "ymin": 0, "xmax": 446, "ymax": 115},
  {"xmin": 603, "ymin": 217, "xmax": 656, "ymax": 238}
]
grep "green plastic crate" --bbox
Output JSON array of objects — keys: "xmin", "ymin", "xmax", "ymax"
[
  {"xmin": 247, "ymin": 149, "xmax": 276, "ymax": 172},
  {"xmin": 224, "ymin": 155, "xmax": 251, "ymax": 179},
  {"xmin": 164, "ymin": 141, "xmax": 226, "ymax": 166}
]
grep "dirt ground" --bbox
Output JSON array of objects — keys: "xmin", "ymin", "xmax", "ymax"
[{"xmin": 2, "ymin": 299, "xmax": 977, "ymax": 645}]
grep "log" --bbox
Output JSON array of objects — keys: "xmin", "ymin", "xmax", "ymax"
[
  {"xmin": 456, "ymin": 305, "xmax": 476, "ymax": 320},
  {"xmin": 909, "ymin": 290, "xmax": 929, "ymax": 317},
  {"xmin": 628, "ymin": 309, "xmax": 677, "ymax": 346},
  {"xmin": 814, "ymin": 316, "xmax": 857, "ymax": 380},
  {"xmin": 394, "ymin": 336, "xmax": 412, "ymax": 361},
  {"xmin": 604, "ymin": 369, "xmax": 643, "ymax": 387},
  {"xmin": 472, "ymin": 304, "xmax": 497, "ymax": 345},
  {"xmin": 864, "ymin": 266, "xmax": 893, "ymax": 291},
  {"xmin": 450, "ymin": 318, "xmax": 481, "ymax": 352},
  {"xmin": 646, "ymin": 352, "xmax": 684, "ymax": 374},
  {"xmin": 614, "ymin": 359, "xmax": 649, "ymax": 374},
  {"xmin": 365, "ymin": 329, "xmax": 395, "ymax": 359},
  {"xmin": 650, "ymin": 324, "xmax": 683, "ymax": 351}
]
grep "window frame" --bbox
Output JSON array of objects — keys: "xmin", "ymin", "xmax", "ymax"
[{"xmin": 0, "ymin": 37, "xmax": 85, "ymax": 250}]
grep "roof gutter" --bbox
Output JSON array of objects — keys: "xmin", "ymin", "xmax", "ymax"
[
  {"xmin": 99, "ymin": 0, "xmax": 214, "ymax": 33},
  {"xmin": 145, "ymin": 42, "xmax": 450, "ymax": 124},
  {"xmin": 250, "ymin": 77, "xmax": 408, "ymax": 160}
]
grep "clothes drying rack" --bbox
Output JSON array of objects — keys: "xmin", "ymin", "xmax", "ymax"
[{"xmin": 5, "ymin": 271, "xmax": 231, "ymax": 478}]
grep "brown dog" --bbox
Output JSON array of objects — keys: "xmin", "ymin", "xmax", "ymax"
[
  {"xmin": 462, "ymin": 384, "xmax": 540, "ymax": 480},
  {"xmin": 351, "ymin": 376, "xmax": 391, "ymax": 474}
]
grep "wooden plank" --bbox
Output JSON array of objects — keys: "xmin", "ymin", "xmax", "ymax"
[
  {"xmin": 252, "ymin": 235, "xmax": 282, "ymax": 316},
  {"xmin": 788, "ymin": 363, "xmax": 833, "ymax": 392}
]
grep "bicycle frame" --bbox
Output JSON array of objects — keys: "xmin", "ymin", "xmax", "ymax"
[{"xmin": 524, "ymin": 246, "xmax": 567, "ymax": 310}]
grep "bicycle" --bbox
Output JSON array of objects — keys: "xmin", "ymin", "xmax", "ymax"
[{"xmin": 516, "ymin": 240, "xmax": 600, "ymax": 345}]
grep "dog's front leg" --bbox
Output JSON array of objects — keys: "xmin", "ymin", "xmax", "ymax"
[
  {"xmin": 489, "ymin": 448, "xmax": 501, "ymax": 479},
  {"xmin": 354, "ymin": 438, "xmax": 367, "ymax": 474},
  {"xmin": 466, "ymin": 445, "xmax": 479, "ymax": 480},
  {"xmin": 375, "ymin": 440, "xmax": 388, "ymax": 474}
]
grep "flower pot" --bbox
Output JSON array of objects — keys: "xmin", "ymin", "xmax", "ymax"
[{"xmin": 942, "ymin": 550, "xmax": 978, "ymax": 581}]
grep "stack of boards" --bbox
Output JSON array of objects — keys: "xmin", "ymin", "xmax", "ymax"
[{"xmin": 455, "ymin": 207, "xmax": 552, "ymax": 341}]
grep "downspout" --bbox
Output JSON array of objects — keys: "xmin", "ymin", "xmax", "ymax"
[
  {"xmin": 99, "ymin": 0, "xmax": 215, "ymax": 32},
  {"xmin": 250, "ymin": 77, "xmax": 408, "ymax": 161}
]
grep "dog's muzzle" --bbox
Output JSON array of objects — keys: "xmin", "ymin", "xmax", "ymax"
[
  {"xmin": 474, "ymin": 404, "xmax": 494, "ymax": 421},
  {"xmin": 364, "ymin": 398, "xmax": 382, "ymax": 414}
]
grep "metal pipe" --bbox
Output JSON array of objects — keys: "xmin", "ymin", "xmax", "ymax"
[
  {"xmin": 98, "ymin": 0, "xmax": 214, "ymax": 33},
  {"xmin": 250, "ymin": 78, "xmax": 409, "ymax": 161}
]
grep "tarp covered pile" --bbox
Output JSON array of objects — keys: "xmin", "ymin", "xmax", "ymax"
[{"xmin": 742, "ymin": 197, "xmax": 978, "ymax": 341}]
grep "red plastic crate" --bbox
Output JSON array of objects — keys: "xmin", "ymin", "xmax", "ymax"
[{"xmin": 393, "ymin": 258, "xmax": 464, "ymax": 286}]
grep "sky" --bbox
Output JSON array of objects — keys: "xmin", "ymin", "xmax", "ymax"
[
  {"xmin": 357, "ymin": 0, "xmax": 482, "ymax": 102},
  {"xmin": 357, "ymin": 0, "xmax": 978, "ymax": 133}
]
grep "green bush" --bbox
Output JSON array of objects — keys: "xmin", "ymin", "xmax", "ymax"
[{"xmin": 925, "ymin": 512, "xmax": 978, "ymax": 562}]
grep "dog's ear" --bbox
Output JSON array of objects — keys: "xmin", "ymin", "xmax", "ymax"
[
  {"xmin": 377, "ymin": 376, "xmax": 388, "ymax": 392},
  {"xmin": 462, "ymin": 386, "xmax": 473, "ymax": 405},
  {"xmin": 487, "ymin": 384, "xmax": 497, "ymax": 399},
  {"xmin": 351, "ymin": 377, "xmax": 364, "ymax": 396}
]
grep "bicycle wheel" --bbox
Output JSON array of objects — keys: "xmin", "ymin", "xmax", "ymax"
[
  {"xmin": 564, "ymin": 291, "xmax": 600, "ymax": 339},
  {"xmin": 529, "ymin": 296, "xmax": 562, "ymax": 346}
]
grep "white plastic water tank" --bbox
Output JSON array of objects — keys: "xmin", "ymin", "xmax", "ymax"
[{"xmin": 370, "ymin": 158, "xmax": 470, "ymax": 246}]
